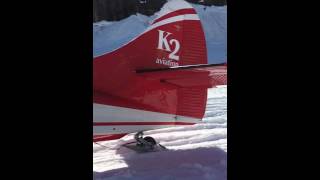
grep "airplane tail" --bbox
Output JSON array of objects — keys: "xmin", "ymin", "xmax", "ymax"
[
  {"xmin": 94, "ymin": 0, "xmax": 207, "ymax": 70},
  {"xmin": 93, "ymin": 0, "xmax": 226, "ymax": 141}
]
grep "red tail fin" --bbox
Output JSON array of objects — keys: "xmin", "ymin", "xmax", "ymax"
[
  {"xmin": 93, "ymin": 0, "xmax": 214, "ymax": 122},
  {"xmin": 94, "ymin": 0, "xmax": 207, "ymax": 70}
]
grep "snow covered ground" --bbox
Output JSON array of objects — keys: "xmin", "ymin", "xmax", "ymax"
[
  {"xmin": 93, "ymin": 86, "xmax": 227, "ymax": 180},
  {"xmin": 93, "ymin": 3, "xmax": 227, "ymax": 64}
]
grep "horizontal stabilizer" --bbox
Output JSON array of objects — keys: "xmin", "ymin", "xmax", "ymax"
[{"xmin": 136, "ymin": 63, "xmax": 227, "ymax": 88}]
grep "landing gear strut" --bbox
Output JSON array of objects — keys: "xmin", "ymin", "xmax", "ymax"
[
  {"xmin": 122, "ymin": 131, "xmax": 167, "ymax": 152},
  {"xmin": 135, "ymin": 131, "xmax": 157, "ymax": 150}
]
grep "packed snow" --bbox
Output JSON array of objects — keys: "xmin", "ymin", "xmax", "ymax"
[
  {"xmin": 93, "ymin": 3, "xmax": 227, "ymax": 64},
  {"xmin": 93, "ymin": 86, "xmax": 227, "ymax": 180}
]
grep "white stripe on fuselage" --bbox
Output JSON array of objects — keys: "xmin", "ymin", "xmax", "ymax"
[
  {"xmin": 93, "ymin": 103, "xmax": 200, "ymax": 122},
  {"xmin": 93, "ymin": 103, "xmax": 201, "ymax": 135}
]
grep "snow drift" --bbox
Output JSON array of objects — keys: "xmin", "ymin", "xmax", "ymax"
[{"xmin": 94, "ymin": 148, "xmax": 226, "ymax": 180}]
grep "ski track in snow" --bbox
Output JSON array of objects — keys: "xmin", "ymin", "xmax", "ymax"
[{"xmin": 93, "ymin": 86, "xmax": 227, "ymax": 180}]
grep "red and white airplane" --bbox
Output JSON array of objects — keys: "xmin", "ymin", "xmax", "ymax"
[{"xmin": 93, "ymin": 0, "xmax": 227, "ymax": 148}]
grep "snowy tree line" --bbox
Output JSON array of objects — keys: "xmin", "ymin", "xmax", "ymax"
[{"xmin": 93, "ymin": 0, "xmax": 226, "ymax": 22}]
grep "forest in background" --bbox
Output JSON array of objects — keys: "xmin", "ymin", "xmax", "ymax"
[{"xmin": 93, "ymin": 0, "xmax": 226, "ymax": 22}]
